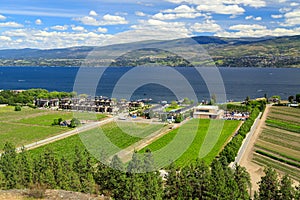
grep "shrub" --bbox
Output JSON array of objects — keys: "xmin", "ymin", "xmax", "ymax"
[{"xmin": 14, "ymin": 106, "xmax": 21, "ymax": 111}]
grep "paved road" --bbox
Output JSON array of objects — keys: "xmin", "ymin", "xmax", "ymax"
[
  {"xmin": 15, "ymin": 117, "xmax": 115, "ymax": 152},
  {"xmin": 230, "ymin": 112, "xmax": 262, "ymax": 168}
]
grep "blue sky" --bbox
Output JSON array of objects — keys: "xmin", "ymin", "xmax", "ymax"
[{"xmin": 0, "ymin": 0, "xmax": 299, "ymax": 49}]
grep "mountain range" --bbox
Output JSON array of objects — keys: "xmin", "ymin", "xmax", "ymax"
[{"xmin": 0, "ymin": 35, "xmax": 299, "ymax": 68}]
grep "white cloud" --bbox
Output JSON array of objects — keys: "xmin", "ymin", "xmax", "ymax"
[
  {"xmin": 282, "ymin": 9, "xmax": 300, "ymax": 26},
  {"xmin": 108, "ymin": 19, "xmax": 191, "ymax": 44},
  {"xmin": 271, "ymin": 14, "xmax": 283, "ymax": 19},
  {"xmin": 74, "ymin": 14, "xmax": 128, "ymax": 26},
  {"xmin": 164, "ymin": 5, "xmax": 197, "ymax": 13},
  {"xmin": 216, "ymin": 26, "xmax": 300, "ymax": 37},
  {"xmin": 0, "ymin": 28, "xmax": 112, "ymax": 49},
  {"xmin": 279, "ymin": 7, "xmax": 292, "ymax": 13},
  {"xmin": 0, "ymin": 22, "xmax": 23, "ymax": 28},
  {"xmin": 229, "ymin": 24, "xmax": 266, "ymax": 31},
  {"xmin": 254, "ymin": 16, "xmax": 262, "ymax": 21},
  {"xmin": 74, "ymin": 16, "xmax": 100, "ymax": 26},
  {"xmin": 152, "ymin": 12, "xmax": 202, "ymax": 20},
  {"xmin": 89, "ymin": 10, "xmax": 98, "ymax": 16},
  {"xmin": 0, "ymin": 14, "xmax": 6, "ymax": 20},
  {"xmin": 165, "ymin": 0, "xmax": 266, "ymax": 8},
  {"xmin": 0, "ymin": 36, "xmax": 11, "ymax": 41},
  {"xmin": 97, "ymin": 27, "xmax": 108, "ymax": 33},
  {"xmin": 35, "ymin": 19, "xmax": 42, "ymax": 25},
  {"xmin": 191, "ymin": 20, "xmax": 222, "ymax": 32},
  {"xmin": 135, "ymin": 11, "xmax": 146, "ymax": 17},
  {"xmin": 71, "ymin": 25, "xmax": 86, "ymax": 32},
  {"xmin": 290, "ymin": 2, "xmax": 299, "ymax": 7},
  {"xmin": 245, "ymin": 15, "xmax": 253, "ymax": 20},
  {"xmin": 152, "ymin": 5, "xmax": 202, "ymax": 20},
  {"xmin": 197, "ymin": 4, "xmax": 245, "ymax": 15},
  {"xmin": 51, "ymin": 25, "xmax": 68, "ymax": 31},
  {"xmin": 102, "ymin": 14, "xmax": 128, "ymax": 25}
]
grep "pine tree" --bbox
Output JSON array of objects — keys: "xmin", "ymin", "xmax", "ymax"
[
  {"xmin": 192, "ymin": 160, "xmax": 210, "ymax": 199},
  {"xmin": 279, "ymin": 174, "xmax": 294, "ymax": 200},
  {"xmin": 209, "ymin": 159, "xmax": 227, "ymax": 199},
  {"xmin": 258, "ymin": 167, "xmax": 279, "ymax": 200},
  {"xmin": 59, "ymin": 157, "xmax": 72, "ymax": 190},
  {"xmin": 126, "ymin": 152, "xmax": 145, "ymax": 200},
  {"xmin": 234, "ymin": 165, "xmax": 251, "ymax": 199},
  {"xmin": 17, "ymin": 148, "xmax": 33, "ymax": 188},
  {"xmin": 0, "ymin": 143, "xmax": 18, "ymax": 189},
  {"xmin": 164, "ymin": 162, "xmax": 179, "ymax": 199},
  {"xmin": 142, "ymin": 150, "xmax": 163, "ymax": 200}
]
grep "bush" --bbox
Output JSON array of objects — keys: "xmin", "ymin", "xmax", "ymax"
[{"xmin": 14, "ymin": 106, "xmax": 21, "ymax": 111}]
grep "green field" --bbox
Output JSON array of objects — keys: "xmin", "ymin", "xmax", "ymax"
[
  {"xmin": 29, "ymin": 121, "xmax": 164, "ymax": 160},
  {"xmin": 139, "ymin": 119, "xmax": 240, "ymax": 167},
  {"xmin": 253, "ymin": 106, "xmax": 300, "ymax": 181},
  {"xmin": 0, "ymin": 106, "xmax": 106, "ymax": 148}
]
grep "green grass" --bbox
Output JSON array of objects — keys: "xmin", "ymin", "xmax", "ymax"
[
  {"xmin": 0, "ymin": 122, "xmax": 68, "ymax": 148},
  {"xmin": 29, "ymin": 122, "xmax": 163, "ymax": 160},
  {"xmin": 18, "ymin": 112, "xmax": 73, "ymax": 125},
  {"xmin": 139, "ymin": 119, "xmax": 240, "ymax": 167},
  {"xmin": 164, "ymin": 106, "xmax": 184, "ymax": 112},
  {"xmin": 0, "ymin": 106, "xmax": 46, "ymax": 121},
  {"xmin": 0, "ymin": 106, "xmax": 108, "ymax": 149}
]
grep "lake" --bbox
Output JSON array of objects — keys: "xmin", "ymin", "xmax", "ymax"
[{"xmin": 0, "ymin": 66, "xmax": 299, "ymax": 102}]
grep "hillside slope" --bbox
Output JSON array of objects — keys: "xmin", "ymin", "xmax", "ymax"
[{"xmin": 0, "ymin": 35, "xmax": 299, "ymax": 67}]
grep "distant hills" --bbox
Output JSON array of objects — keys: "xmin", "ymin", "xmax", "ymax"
[{"xmin": 0, "ymin": 35, "xmax": 299, "ymax": 68}]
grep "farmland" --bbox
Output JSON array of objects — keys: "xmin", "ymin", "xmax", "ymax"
[
  {"xmin": 29, "ymin": 121, "xmax": 164, "ymax": 160},
  {"xmin": 252, "ymin": 106, "xmax": 300, "ymax": 181},
  {"xmin": 0, "ymin": 106, "xmax": 106, "ymax": 148},
  {"xmin": 29, "ymin": 119, "xmax": 240, "ymax": 167},
  {"xmin": 139, "ymin": 119, "xmax": 241, "ymax": 167}
]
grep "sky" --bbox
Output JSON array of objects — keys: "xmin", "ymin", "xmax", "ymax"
[{"xmin": 0, "ymin": 0, "xmax": 299, "ymax": 49}]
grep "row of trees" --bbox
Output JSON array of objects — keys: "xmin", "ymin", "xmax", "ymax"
[
  {"xmin": 220, "ymin": 100, "xmax": 265, "ymax": 163},
  {"xmin": 0, "ymin": 89, "xmax": 75, "ymax": 106},
  {"xmin": 0, "ymin": 143, "xmax": 299, "ymax": 199}
]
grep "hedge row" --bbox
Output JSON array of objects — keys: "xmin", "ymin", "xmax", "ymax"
[{"xmin": 219, "ymin": 101, "xmax": 265, "ymax": 163}]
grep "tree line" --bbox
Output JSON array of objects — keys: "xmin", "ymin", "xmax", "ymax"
[
  {"xmin": 0, "ymin": 143, "xmax": 299, "ymax": 199},
  {"xmin": 0, "ymin": 89, "xmax": 75, "ymax": 106}
]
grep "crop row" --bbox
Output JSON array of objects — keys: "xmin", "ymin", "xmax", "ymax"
[
  {"xmin": 255, "ymin": 149, "xmax": 300, "ymax": 168},
  {"xmin": 265, "ymin": 119, "xmax": 300, "ymax": 133},
  {"xmin": 253, "ymin": 154, "xmax": 300, "ymax": 181}
]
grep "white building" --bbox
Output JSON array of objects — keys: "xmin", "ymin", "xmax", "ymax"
[{"xmin": 193, "ymin": 105, "xmax": 223, "ymax": 119}]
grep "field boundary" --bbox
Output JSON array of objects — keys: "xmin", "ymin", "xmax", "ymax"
[{"xmin": 230, "ymin": 112, "xmax": 262, "ymax": 167}]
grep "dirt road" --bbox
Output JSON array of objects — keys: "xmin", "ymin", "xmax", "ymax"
[{"xmin": 239, "ymin": 104, "xmax": 272, "ymax": 193}]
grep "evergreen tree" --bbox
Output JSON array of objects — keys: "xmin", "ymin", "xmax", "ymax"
[
  {"xmin": 258, "ymin": 167, "xmax": 279, "ymax": 200},
  {"xmin": 192, "ymin": 160, "xmax": 211, "ymax": 199},
  {"xmin": 142, "ymin": 150, "xmax": 163, "ymax": 200},
  {"xmin": 234, "ymin": 165, "xmax": 251, "ymax": 199},
  {"xmin": 0, "ymin": 143, "xmax": 18, "ymax": 189},
  {"xmin": 17, "ymin": 148, "xmax": 33, "ymax": 188},
  {"xmin": 279, "ymin": 174, "xmax": 294, "ymax": 200},
  {"xmin": 125, "ymin": 152, "xmax": 145, "ymax": 200},
  {"xmin": 59, "ymin": 157, "xmax": 72, "ymax": 190},
  {"xmin": 164, "ymin": 162, "xmax": 179, "ymax": 199},
  {"xmin": 209, "ymin": 159, "xmax": 227, "ymax": 199}
]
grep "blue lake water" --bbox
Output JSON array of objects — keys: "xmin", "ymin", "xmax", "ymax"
[{"xmin": 0, "ymin": 66, "xmax": 299, "ymax": 102}]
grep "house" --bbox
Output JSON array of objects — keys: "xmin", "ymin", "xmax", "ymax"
[{"xmin": 193, "ymin": 105, "xmax": 223, "ymax": 119}]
